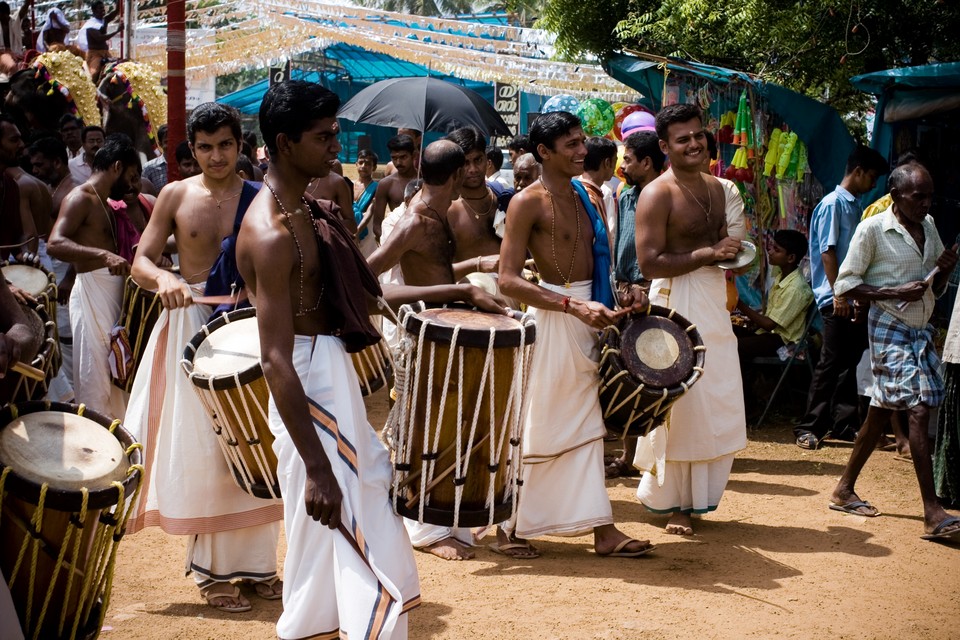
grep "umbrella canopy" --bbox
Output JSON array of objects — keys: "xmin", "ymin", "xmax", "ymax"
[{"xmin": 337, "ymin": 77, "xmax": 512, "ymax": 137}]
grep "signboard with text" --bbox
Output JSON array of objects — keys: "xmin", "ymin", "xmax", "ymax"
[{"xmin": 493, "ymin": 82, "xmax": 520, "ymax": 146}]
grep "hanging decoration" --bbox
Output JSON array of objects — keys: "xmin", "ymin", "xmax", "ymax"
[{"xmin": 31, "ymin": 51, "xmax": 101, "ymax": 126}]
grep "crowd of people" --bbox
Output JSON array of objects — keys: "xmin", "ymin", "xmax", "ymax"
[
  {"xmin": 2, "ymin": 68, "xmax": 959, "ymax": 638},
  {"xmin": 1, "ymin": 1, "xmax": 121, "ymax": 82}
]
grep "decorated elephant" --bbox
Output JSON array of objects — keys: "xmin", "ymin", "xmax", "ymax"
[{"xmin": 97, "ymin": 61, "xmax": 167, "ymax": 160}]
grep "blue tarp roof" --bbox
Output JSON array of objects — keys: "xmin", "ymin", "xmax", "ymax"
[
  {"xmin": 850, "ymin": 62, "xmax": 960, "ymax": 95},
  {"xmin": 605, "ymin": 53, "xmax": 855, "ymax": 190}
]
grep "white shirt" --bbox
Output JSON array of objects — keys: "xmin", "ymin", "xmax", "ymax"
[
  {"xmin": 1, "ymin": 16, "xmax": 23, "ymax": 54},
  {"xmin": 718, "ymin": 176, "xmax": 747, "ymax": 240},
  {"xmin": 76, "ymin": 17, "xmax": 103, "ymax": 52},
  {"xmin": 489, "ymin": 170, "xmax": 513, "ymax": 191},
  {"xmin": 69, "ymin": 154, "xmax": 93, "ymax": 183}
]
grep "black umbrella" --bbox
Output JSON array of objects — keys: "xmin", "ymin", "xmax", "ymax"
[{"xmin": 337, "ymin": 77, "xmax": 512, "ymax": 137}]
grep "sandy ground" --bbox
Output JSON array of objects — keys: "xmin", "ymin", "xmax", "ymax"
[{"xmin": 94, "ymin": 387, "xmax": 960, "ymax": 640}]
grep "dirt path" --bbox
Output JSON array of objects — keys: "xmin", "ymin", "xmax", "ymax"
[{"xmin": 102, "ymin": 390, "xmax": 960, "ymax": 639}]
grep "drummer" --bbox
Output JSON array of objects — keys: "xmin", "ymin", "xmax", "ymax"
[
  {"xmin": 633, "ymin": 104, "xmax": 746, "ymax": 536},
  {"xmin": 46, "ymin": 133, "xmax": 138, "ymax": 420},
  {"xmin": 498, "ymin": 111, "xmax": 653, "ymax": 559},
  {"xmin": 367, "ymin": 139, "xmax": 503, "ymax": 561},
  {"xmin": 124, "ymin": 103, "xmax": 283, "ymax": 613},
  {"xmin": 0, "ymin": 278, "xmax": 39, "ymax": 402},
  {"xmin": 0, "ymin": 115, "xmax": 37, "ymax": 259},
  {"xmin": 238, "ymin": 80, "xmax": 505, "ymax": 640}
]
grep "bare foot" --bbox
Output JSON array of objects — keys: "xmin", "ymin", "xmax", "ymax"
[
  {"xmin": 421, "ymin": 536, "xmax": 475, "ymax": 561},
  {"xmin": 665, "ymin": 512, "xmax": 693, "ymax": 536},
  {"xmin": 593, "ymin": 523, "xmax": 653, "ymax": 556}
]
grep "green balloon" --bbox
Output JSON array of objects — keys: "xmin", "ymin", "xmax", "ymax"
[{"xmin": 576, "ymin": 98, "xmax": 615, "ymax": 137}]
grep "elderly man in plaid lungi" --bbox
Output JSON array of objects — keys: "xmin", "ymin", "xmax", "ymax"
[{"xmin": 830, "ymin": 163, "xmax": 960, "ymax": 541}]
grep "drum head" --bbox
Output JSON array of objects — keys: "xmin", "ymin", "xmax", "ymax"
[
  {"xmin": 193, "ymin": 316, "xmax": 261, "ymax": 376},
  {"xmin": 2, "ymin": 264, "xmax": 50, "ymax": 296},
  {"xmin": 407, "ymin": 307, "xmax": 526, "ymax": 349},
  {"xmin": 0, "ymin": 411, "xmax": 127, "ymax": 492},
  {"xmin": 620, "ymin": 314, "xmax": 695, "ymax": 389}
]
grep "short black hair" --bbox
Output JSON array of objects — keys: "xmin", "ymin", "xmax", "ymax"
[
  {"xmin": 175, "ymin": 140, "xmax": 193, "ymax": 163},
  {"xmin": 654, "ymin": 104, "xmax": 703, "ymax": 141},
  {"xmin": 357, "ymin": 148, "xmax": 378, "ymax": 164},
  {"xmin": 188, "ymin": 102, "xmax": 242, "ymax": 146},
  {"xmin": 92, "ymin": 133, "xmax": 139, "ymax": 172},
  {"xmin": 387, "ymin": 134, "xmax": 415, "ymax": 155},
  {"xmin": 773, "ymin": 229, "xmax": 808, "ymax": 263},
  {"xmin": 420, "ymin": 141, "xmax": 464, "ymax": 186},
  {"xmin": 242, "ymin": 130, "xmax": 258, "ymax": 151},
  {"xmin": 28, "ymin": 136, "xmax": 68, "ymax": 166},
  {"xmin": 507, "ymin": 134, "xmax": 530, "ymax": 153},
  {"xmin": 623, "ymin": 130, "xmax": 665, "ymax": 172},
  {"xmin": 529, "ymin": 111, "xmax": 581, "ymax": 163},
  {"xmin": 446, "ymin": 126, "xmax": 486, "ymax": 156},
  {"xmin": 59, "ymin": 114, "xmax": 82, "ymax": 129},
  {"xmin": 845, "ymin": 144, "xmax": 888, "ymax": 176},
  {"xmin": 486, "ymin": 145, "xmax": 503, "ymax": 171},
  {"xmin": 259, "ymin": 81, "xmax": 340, "ymax": 156},
  {"xmin": 235, "ymin": 153, "xmax": 254, "ymax": 178},
  {"xmin": 81, "ymin": 125, "xmax": 104, "ymax": 143},
  {"xmin": 156, "ymin": 124, "xmax": 168, "ymax": 146},
  {"xmin": 583, "ymin": 136, "xmax": 617, "ymax": 172}
]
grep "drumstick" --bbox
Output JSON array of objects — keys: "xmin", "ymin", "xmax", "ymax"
[
  {"xmin": 11, "ymin": 361, "xmax": 45, "ymax": 381},
  {"xmin": 397, "ymin": 438, "xmax": 462, "ymax": 490},
  {"xmin": 192, "ymin": 293, "xmax": 249, "ymax": 306},
  {"xmin": 404, "ymin": 433, "xmax": 491, "ymax": 510}
]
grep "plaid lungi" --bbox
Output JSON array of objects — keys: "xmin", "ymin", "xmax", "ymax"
[{"xmin": 867, "ymin": 307, "xmax": 944, "ymax": 409}]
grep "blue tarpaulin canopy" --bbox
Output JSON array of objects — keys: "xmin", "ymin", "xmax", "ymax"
[{"xmin": 605, "ymin": 53, "xmax": 855, "ymax": 190}]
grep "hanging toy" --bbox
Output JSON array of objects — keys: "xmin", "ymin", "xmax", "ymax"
[
  {"xmin": 764, "ymin": 128, "xmax": 782, "ymax": 177},
  {"xmin": 776, "ymin": 131, "xmax": 799, "ymax": 179},
  {"xmin": 796, "ymin": 141, "xmax": 809, "ymax": 183}
]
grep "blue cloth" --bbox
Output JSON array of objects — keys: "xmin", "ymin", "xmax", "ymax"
[
  {"xmin": 204, "ymin": 181, "xmax": 260, "ymax": 322},
  {"xmin": 487, "ymin": 179, "xmax": 514, "ymax": 213},
  {"xmin": 614, "ymin": 185, "xmax": 642, "ymax": 284},
  {"xmin": 867, "ymin": 307, "xmax": 944, "ymax": 409},
  {"xmin": 808, "ymin": 185, "xmax": 861, "ymax": 309},
  {"xmin": 352, "ymin": 181, "xmax": 377, "ymax": 241},
  {"xmin": 571, "ymin": 179, "xmax": 614, "ymax": 308}
]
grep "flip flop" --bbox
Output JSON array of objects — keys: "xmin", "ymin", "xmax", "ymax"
[
  {"xmin": 829, "ymin": 500, "xmax": 881, "ymax": 517},
  {"xmin": 596, "ymin": 538, "xmax": 656, "ymax": 558},
  {"xmin": 921, "ymin": 516, "xmax": 960, "ymax": 541},
  {"xmin": 488, "ymin": 542, "xmax": 540, "ymax": 559},
  {"xmin": 202, "ymin": 584, "xmax": 252, "ymax": 613},
  {"xmin": 251, "ymin": 577, "xmax": 283, "ymax": 601},
  {"xmin": 796, "ymin": 432, "xmax": 820, "ymax": 450}
]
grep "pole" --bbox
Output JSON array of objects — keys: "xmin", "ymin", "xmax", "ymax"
[{"xmin": 167, "ymin": 0, "xmax": 186, "ymax": 181}]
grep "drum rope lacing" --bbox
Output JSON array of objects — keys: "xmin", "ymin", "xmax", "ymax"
[
  {"xmin": 1, "ymin": 404, "xmax": 144, "ymax": 640},
  {"xmin": 390, "ymin": 303, "xmax": 535, "ymax": 528}
]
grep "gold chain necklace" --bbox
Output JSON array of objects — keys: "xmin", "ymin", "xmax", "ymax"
[
  {"xmin": 462, "ymin": 188, "xmax": 495, "ymax": 219},
  {"xmin": 201, "ymin": 176, "xmax": 242, "ymax": 210},
  {"xmin": 541, "ymin": 176, "xmax": 580, "ymax": 289},
  {"xmin": 264, "ymin": 179, "xmax": 324, "ymax": 316},
  {"xmin": 89, "ymin": 185, "xmax": 118, "ymax": 252},
  {"xmin": 674, "ymin": 174, "xmax": 712, "ymax": 221}
]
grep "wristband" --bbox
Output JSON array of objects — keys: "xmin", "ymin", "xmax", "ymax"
[
  {"xmin": 476, "ymin": 255, "xmax": 482, "ymax": 273},
  {"xmin": 561, "ymin": 296, "xmax": 571, "ymax": 313}
]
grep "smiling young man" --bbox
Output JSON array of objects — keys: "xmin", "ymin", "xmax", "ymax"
[
  {"xmin": 497, "ymin": 110, "xmax": 652, "ymax": 559},
  {"xmin": 633, "ymin": 103, "xmax": 745, "ymax": 536},
  {"xmin": 47, "ymin": 133, "xmax": 140, "ymax": 418},
  {"xmin": 122, "ymin": 103, "xmax": 282, "ymax": 613}
]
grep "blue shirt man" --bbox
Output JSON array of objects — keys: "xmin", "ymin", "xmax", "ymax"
[{"xmin": 809, "ymin": 185, "xmax": 861, "ymax": 309}]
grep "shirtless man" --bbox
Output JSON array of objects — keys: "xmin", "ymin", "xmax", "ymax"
[
  {"xmin": 497, "ymin": 110, "xmax": 652, "ymax": 559},
  {"xmin": 238, "ymin": 81, "xmax": 505, "ymax": 637},
  {"xmin": 513, "ymin": 152, "xmax": 540, "ymax": 192},
  {"xmin": 0, "ymin": 115, "xmax": 36, "ymax": 256},
  {"xmin": 634, "ymin": 103, "xmax": 745, "ymax": 536},
  {"xmin": 445, "ymin": 127, "xmax": 504, "ymax": 276},
  {"xmin": 9, "ymin": 151, "xmax": 55, "ymax": 243},
  {"xmin": 383, "ymin": 127, "xmax": 421, "ymax": 176},
  {"xmin": 46, "ymin": 133, "xmax": 138, "ymax": 418},
  {"xmin": 125, "ymin": 103, "xmax": 282, "ymax": 613},
  {"xmin": 29, "ymin": 137, "xmax": 79, "ymax": 218},
  {"xmin": 370, "ymin": 134, "xmax": 417, "ymax": 242},
  {"xmin": 367, "ymin": 140, "xmax": 463, "ymax": 288}
]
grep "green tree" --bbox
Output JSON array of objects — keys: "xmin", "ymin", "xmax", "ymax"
[{"xmin": 542, "ymin": 0, "xmax": 960, "ymax": 116}]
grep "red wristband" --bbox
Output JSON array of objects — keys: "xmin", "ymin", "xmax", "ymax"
[{"xmin": 561, "ymin": 296, "xmax": 571, "ymax": 313}]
